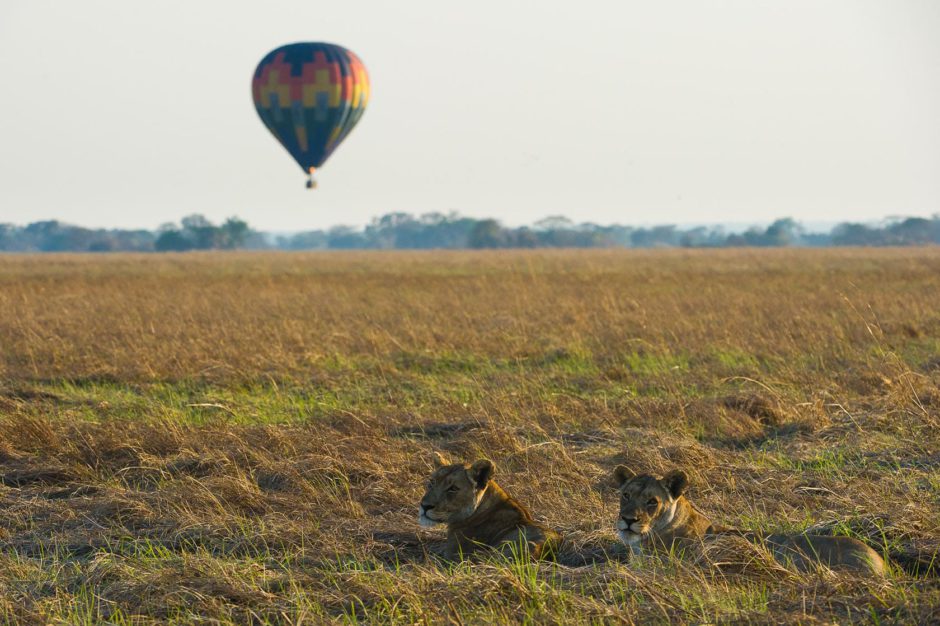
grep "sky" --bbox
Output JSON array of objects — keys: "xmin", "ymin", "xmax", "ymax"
[{"xmin": 1, "ymin": 1, "xmax": 938, "ymax": 232}]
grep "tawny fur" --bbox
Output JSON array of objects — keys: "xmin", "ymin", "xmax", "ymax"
[
  {"xmin": 419, "ymin": 456, "xmax": 559, "ymax": 560},
  {"xmin": 614, "ymin": 465, "xmax": 885, "ymax": 576}
]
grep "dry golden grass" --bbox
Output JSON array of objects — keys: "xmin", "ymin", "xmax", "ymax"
[{"xmin": 1, "ymin": 249, "xmax": 939, "ymax": 624}]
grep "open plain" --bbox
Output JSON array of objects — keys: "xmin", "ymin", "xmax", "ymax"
[{"xmin": 1, "ymin": 249, "xmax": 939, "ymax": 624}]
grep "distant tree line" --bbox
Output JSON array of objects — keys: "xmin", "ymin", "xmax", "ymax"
[
  {"xmin": 152, "ymin": 215, "xmax": 263, "ymax": 251},
  {"xmin": 0, "ymin": 216, "xmax": 263, "ymax": 253},
  {"xmin": 2, "ymin": 213, "xmax": 939, "ymax": 252}
]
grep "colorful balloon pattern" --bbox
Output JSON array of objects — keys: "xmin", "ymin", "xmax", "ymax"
[{"xmin": 252, "ymin": 43, "xmax": 369, "ymax": 186}]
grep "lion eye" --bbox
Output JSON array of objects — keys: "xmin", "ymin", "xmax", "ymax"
[
  {"xmin": 446, "ymin": 485, "xmax": 459, "ymax": 493},
  {"xmin": 647, "ymin": 498, "xmax": 658, "ymax": 508}
]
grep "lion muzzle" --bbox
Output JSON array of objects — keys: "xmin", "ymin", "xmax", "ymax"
[{"xmin": 418, "ymin": 504, "xmax": 440, "ymax": 527}]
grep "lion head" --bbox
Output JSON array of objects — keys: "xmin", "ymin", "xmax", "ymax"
[
  {"xmin": 418, "ymin": 454, "xmax": 494, "ymax": 528},
  {"xmin": 613, "ymin": 466, "xmax": 688, "ymax": 545}
]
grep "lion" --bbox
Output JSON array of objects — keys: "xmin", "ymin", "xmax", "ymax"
[
  {"xmin": 418, "ymin": 454, "xmax": 559, "ymax": 560},
  {"xmin": 613, "ymin": 466, "xmax": 886, "ymax": 576}
]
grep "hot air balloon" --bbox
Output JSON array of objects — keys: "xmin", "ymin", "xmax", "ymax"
[{"xmin": 252, "ymin": 43, "xmax": 369, "ymax": 189}]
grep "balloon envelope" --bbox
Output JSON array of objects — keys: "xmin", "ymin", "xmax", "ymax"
[{"xmin": 252, "ymin": 43, "xmax": 369, "ymax": 180}]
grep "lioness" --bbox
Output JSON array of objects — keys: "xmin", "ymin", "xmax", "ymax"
[
  {"xmin": 614, "ymin": 466, "xmax": 885, "ymax": 576},
  {"xmin": 418, "ymin": 455, "xmax": 559, "ymax": 559}
]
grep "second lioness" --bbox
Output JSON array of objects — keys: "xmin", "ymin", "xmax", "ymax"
[
  {"xmin": 418, "ymin": 455, "xmax": 559, "ymax": 559},
  {"xmin": 614, "ymin": 466, "xmax": 885, "ymax": 575}
]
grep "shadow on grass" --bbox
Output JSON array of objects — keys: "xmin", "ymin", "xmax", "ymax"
[{"xmin": 369, "ymin": 530, "xmax": 630, "ymax": 569}]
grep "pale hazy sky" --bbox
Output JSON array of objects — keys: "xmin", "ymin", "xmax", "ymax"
[{"xmin": 1, "ymin": 1, "xmax": 938, "ymax": 231}]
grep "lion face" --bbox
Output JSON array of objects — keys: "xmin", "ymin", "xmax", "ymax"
[
  {"xmin": 418, "ymin": 457, "xmax": 494, "ymax": 528},
  {"xmin": 613, "ymin": 466, "xmax": 688, "ymax": 545}
]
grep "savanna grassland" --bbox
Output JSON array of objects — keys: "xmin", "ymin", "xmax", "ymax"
[{"xmin": 1, "ymin": 248, "xmax": 939, "ymax": 624}]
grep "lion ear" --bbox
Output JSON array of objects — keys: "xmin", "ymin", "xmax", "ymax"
[
  {"xmin": 431, "ymin": 452, "xmax": 449, "ymax": 469},
  {"xmin": 468, "ymin": 459, "xmax": 495, "ymax": 489},
  {"xmin": 613, "ymin": 465, "xmax": 635, "ymax": 487},
  {"xmin": 662, "ymin": 470, "xmax": 688, "ymax": 499}
]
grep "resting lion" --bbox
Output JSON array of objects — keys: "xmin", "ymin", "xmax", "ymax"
[
  {"xmin": 418, "ymin": 455, "xmax": 559, "ymax": 560},
  {"xmin": 613, "ymin": 466, "xmax": 886, "ymax": 576}
]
